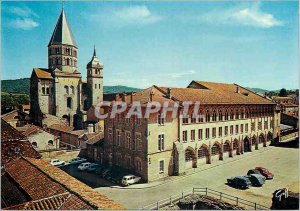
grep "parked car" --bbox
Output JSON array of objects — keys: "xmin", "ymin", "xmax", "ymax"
[
  {"xmin": 255, "ymin": 167, "xmax": 274, "ymax": 179},
  {"xmin": 87, "ymin": 163, "xmax": 100, "ymax": 172},
  {"xmin": 69, "ymin": 157, "xmax": 87, "ymax": 165},
  {"xmin": 50, "ymin": 159, "xmax": 65, "ymax": 166},
  {"xmin": 121, "ymin": 175, "xmax": 141, "ymax": 186},
  {"xmin": 78, "ymin": 162, "xmax": 92, "ymax": 171},
  {"xmin": 227, "ymin": 176, "xmax": 252, "ymax": 189},
  {"xmin": 246, "ymin": 174, "xmax": 265, "ymax": 187}
]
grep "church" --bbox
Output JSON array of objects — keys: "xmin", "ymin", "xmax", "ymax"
[{"xmin": 30, "ymin": 9, "xmax": 103, "ymax": 129}]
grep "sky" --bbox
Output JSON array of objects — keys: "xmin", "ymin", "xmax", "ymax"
[{"xmin": 1, "ymin": 1, "xmax": 299, "ymax": 90}]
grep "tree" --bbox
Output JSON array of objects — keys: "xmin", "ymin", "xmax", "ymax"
[{"xmin": 279, "ymin": 88, "xmax": 287, "ymax": 97}]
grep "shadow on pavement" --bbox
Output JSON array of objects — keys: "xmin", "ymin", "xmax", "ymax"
[{"xmin": 272, "ymin": 138, "xmax": 299, "ymax": 149}]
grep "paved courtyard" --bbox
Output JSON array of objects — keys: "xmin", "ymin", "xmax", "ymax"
[{"xmin": 95, "ymin": 145, "xmax": 299, "ymax": 209}]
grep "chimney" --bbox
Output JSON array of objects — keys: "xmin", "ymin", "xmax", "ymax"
[
  {"xmin": 88, "ymin": 124, "xmax": 94, "ymax": 134},
  {"xmin": 167, "ymin": 88, "xmax": 172, "ymax": 99},
  {"xmin": 150, "ymin": 91, "xmax": 154, "ymax": 102},
  {"xmin": 236, "ymin": 86, "xmax": 240, "ymax": 93}
]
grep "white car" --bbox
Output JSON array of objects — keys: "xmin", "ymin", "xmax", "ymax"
[
  {"xmin": 122, "ymin": 175, "xmax": 141, "ymax": 186},
  {"xmin": 78, "ymin": 162, "xmax": 92, "ymax": 171},
  {"xmin": 50, "ymin": 159, "xmax": 65, "ymax": 166},
  {"xmin": 69, "ymin": 157, "xmax": 87, "ymax": 164}
]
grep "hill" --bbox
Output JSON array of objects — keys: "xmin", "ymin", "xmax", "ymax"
[
  {"xmin": 245, "ymin": 87, "xmax": 269, "ymax": 94},
  {"xmin": 1, "ymin": 78, "xmax": 140, "ymax": 95}
]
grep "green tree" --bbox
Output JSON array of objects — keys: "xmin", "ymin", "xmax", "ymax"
[{"xmin": 279, "ymin": 88, "xmax": 287, "ymax": 97}]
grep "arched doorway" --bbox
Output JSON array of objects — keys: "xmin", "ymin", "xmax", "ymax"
[
  {"xmin": 233, "ymin": 139, "xmax": 239, "ymax": 155},
  {"xmin": 259, "ymin": 134, "xmax": 266, "ymax": 147},
  {"xmin": 252, "ymin": 135, "xmax": 258, "ymax": 150},
  {"xmin": 185, "ymin": 147, "xmax": 197, "ymax": 169},
  {"xmin": 198, "ymin": 145, "xmax": 210, "ymax": 164},
  {"xmin": 211, "ymin": 142, "xmax": 222, "ymax": 161},
  {"xmin": 62, "ymin": 114, "xmax": 70, "ymax": 125},
  {"xmin": 267, "ymin": 132, "xmax": 273, "ymax": 142},
  {"xmin": 223, "ymin": 141, "xmax": 232, "ymax": 157},
  {"xmin": 243, "ymin": 137, "xmax": 251, "ymax": 152}
]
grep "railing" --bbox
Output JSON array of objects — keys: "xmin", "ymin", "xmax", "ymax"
[{"xmin": 140, "ymin": 187, "xmax": 270, "ymax": 210}]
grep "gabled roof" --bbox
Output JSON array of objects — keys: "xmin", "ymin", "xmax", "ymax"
[
  {"xmin": 32, "ymin": 68, "xmax": 53, "ymax": 79},
  {"xmin": 48, "ymin": 9, "xmax": 77, "ymax": 47},
  {"xmin": 22, "ymin": 125, "xmax": 48, "ymax": 137}
]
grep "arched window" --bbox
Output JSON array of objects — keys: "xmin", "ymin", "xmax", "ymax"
[
  {"xmin": 65, "ymin": 86, "xmax": 69, "ymax": 94},
  {"xmin": 211, "ymin": 144, "xmax": 220, "ymax": 155},
  {"xmin": 32, "ymin": 142, "xmax": 37, "ymax": 148},
  {"xmin": 219, "ymin": 111, "xmax": 223, "ymax": 121},
  {"xmin": 236, "ymin": 111, "xmax": 239, "ymax": 119},
  {"xmin": 67, "ymin": 97, "xmax": 72, "ymax": 109},
  {"xmin": 99, "ymin": 84, "xmax": 101, "ymax": 89},
  {"xmin": 225, "ymin": 110, "xmax": 229, "ymax": 120},
  {"xmin": 46, "ymin": 87, "xmax": 50, "ymax": 95},
  {"xmin": 185, "ymin": 149, "xmax": 194, "ymax": 162},
  {"xmin": 48, "ymin": 140, "xmax": 54, "ymax": 146},
  {"xmin": 223, "ymin": 142, "xmax": 230, "ymax": 152},
  {"xmin": 66, "ymin": 58, "xmax": 70, "ymax": 65},
  {"xmin": 70, "ymin": 86, "xmax": 75, "ymax": 94},
  {"xmin": 205, "ymin": 111, "xmax": 210, "ymax": 122},
  {"xmin": 212, "ymin": 111, "xmax": 217, "ymax": 121},
  {"xmin": 230, "ymin": 110, "xmax": 234, "ymax": 120},
  {"xmin": 198, "ymin": 146, "xmax": 208, "ymax": 158}
]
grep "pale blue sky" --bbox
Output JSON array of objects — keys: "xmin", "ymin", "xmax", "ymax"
[{"xmin": 1, "ymin": 1, "xmax": 299, "ymax": 90}]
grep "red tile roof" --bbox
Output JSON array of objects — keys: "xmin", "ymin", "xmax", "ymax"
[
  {"xmin": 22, "ymin": 125, "xmax": 42, "ymax": 137},
  {"xmin": 48, "ymin": 124, "xmax": 74, "ymax": 132}
]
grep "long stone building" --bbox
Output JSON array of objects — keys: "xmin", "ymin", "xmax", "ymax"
[
  {"xmin": 103, "ymin": 81, "xmax": 281, "ymax": 182},
  {"xmin": 30, "ymin": 9, "xmax": 103, "ymax": 129}
]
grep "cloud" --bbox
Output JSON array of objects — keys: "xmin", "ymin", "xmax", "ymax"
[
  {"xmin": 6, "ymin": 6, "xmax": 39, "ymax": 30},
  {"xmin": 9, "ymin": 18, "xmax": 39, "ymax": 30},
  {"xmin": 87, "ymin": 5, "xmax": 162, "ymax": 27},
  {"xmin": 171, "ymin": 70, "xmax": 196, "ymax": 79},
  {"xmin": 9, "ymin": 6, "xmax": 39, "ymax": 18},
  {"xmin": 187, "ymin": 3, "xmax": 283, "ymax": 28}
]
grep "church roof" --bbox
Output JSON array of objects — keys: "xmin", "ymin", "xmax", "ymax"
[
  {"xmin": 48, "ymin": 9, "xmax": 77, "ymax": 47},
  {"xmin": 87, "ymin": 47, "xmax": 103, "ymax": 68},
  {"xmin": 33, "ymin": 68, "xmax": 53, "ymax": 79}
]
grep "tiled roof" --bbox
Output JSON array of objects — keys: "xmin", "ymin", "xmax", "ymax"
[
  {"xmin": 25, "ymin": 157, "xmax": 124, "ymax": 209},
  {"xmin": 1, "ymin": 120, "xmax": 41, "ymax": 164},
  {"xmin": 85, "ymin": 132, "xmax": 104, "ymax": 145},
  {"xmin": 158, "ymin": 81, "xmax": 274, "ymax": 105},
  {"xmin": 48, "ymin": 124, "xmax": 74, "ymax": 132},
  {"xmin": 3, "ymin": 157, "xmax": 124, "ymax": 210},
  {"xmin": 22, "ymin": 125, "xmax": 42, "ymax": 137},
  {"xmin": 33, "ymin": 68, "xmax": 53, "ymax": 79}
]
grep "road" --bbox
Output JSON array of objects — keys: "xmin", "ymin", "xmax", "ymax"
[{"xmin": 95, "ymin": 145, "xmax": 299, "ymax": 209}]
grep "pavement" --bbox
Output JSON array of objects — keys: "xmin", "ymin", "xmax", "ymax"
[{"xmin": 95, "ymin": 145, "xmax": 299, "ymax": 209}]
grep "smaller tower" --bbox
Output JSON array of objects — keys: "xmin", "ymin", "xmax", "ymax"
[{"xmin": 87, "ymin": 46, "xmax": 103, "ymax": 107}]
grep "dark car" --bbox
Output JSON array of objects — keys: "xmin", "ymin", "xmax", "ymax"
[
  {"xmin": 246, "ymin": 174, "xmax": 265, "ymax": 187},
  {"xmin": 255, "ymin": 167, "xmax": 274, "ymax": 179},
  {"xmin": 227, "ymin": 176, "xmax": 252, "ymax": 189},
  {"xmin": 247, "ymin": 169, "xmax": 261, "ymax": 176}
]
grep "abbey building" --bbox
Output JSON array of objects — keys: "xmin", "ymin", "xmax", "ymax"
[{"xmin": 30, "ymin": 9, "xmax": 103, "ymax": 129}]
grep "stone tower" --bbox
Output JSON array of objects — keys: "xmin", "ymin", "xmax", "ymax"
[
  {"xmin": 48, "ymin": 9, "xmax": 78, "ymax": 73},
  {"xmin": 87, "ymin": 47, "xmax": 103, "ymax": 107}
]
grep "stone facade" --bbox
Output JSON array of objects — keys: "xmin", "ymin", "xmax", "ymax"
[
  {"xmin": 102, "ymin": 82, "xmax": 280, "ymax": 182},
  {"xmin": 30, "ymin": 9, "xmax": 103, "ymax": 130}
]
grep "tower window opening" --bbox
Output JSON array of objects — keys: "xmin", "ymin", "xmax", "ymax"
[
  {"xmin": 99, "ymin": 84, "xmax": 101, "ymax": 89},
  {"xmin": 70, "ymin": 86, "xmax": 75, "ymax": 94},
  {"xmin": 42, "ymin": 87, "xmax": 45, "ymax": 94},
  {"xmin": 55, "ymin": 48, "xmax": 60, "ymax": 54},
  {"xmin": 67, "ymin": 97, "xmax": 72, "ymax": 109},
  {"xmin": 46, "ymin": 87, "xmax": 50, "ymax": 95},
  {"xmin": 95, "ymin": 84, "xmax": 97, "ymax": 89},
  {"xmin": 65, "ymin": 86, "xmax": 69, "ymax": 94}
]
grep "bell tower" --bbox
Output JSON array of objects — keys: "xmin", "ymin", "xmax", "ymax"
[
  {"xmin": 87, "ymin": 46, "xmax": 103, "ymax": 107},
  {"xmin": 48, "ymin": 9, "xmax": 78, "ymax": 73}
]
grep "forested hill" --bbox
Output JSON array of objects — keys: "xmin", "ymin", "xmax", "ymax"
[{"xmin": 1, "ymin": 78, "xmax": 140, "ymax": 95}]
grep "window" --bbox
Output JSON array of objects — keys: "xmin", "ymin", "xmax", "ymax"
[
  {"xmin": 185, "ymin": 149, "xmax": 194, "ymax": 161},
  {"xmin": 126, "ymin": 132, "xmax": 131, "ymax": 149},
  {"xmin": 225, "ymin": 126, "xmax": 228, "ymax": 136},
  {"xmin": 224, "ymin": 142, "xmax": 230, "ymax": 152},
  {"xmin": 212, "ymin": 127, "xmax": 216, "ymax": 138},
  {"xmin": 245, "ymin": 123, "xmax": 249, "ymax": 132},
  {"xmin": 212, "ymin": 112, "xmax": 217, "ymax": 121},
  {"xmin": 241, "ymin": 112, "xmax": 244, "ymax": 119},
  {"xmin": 135, "ymin": 160, "xmax": 142, "ymax": 172},
  {"xmin": 219, "ymin": 112, "xmax": 223, "ymax": 121},
  {"xmin": 66, "ymin": 58, "xmax": 70, "ymax": 65},
  {"xmin": 55, "ymin": 47, "xmax": 60, "ymax": 54},
  {"xmin": 264, "ymin": 121, "xmax": 268, "ymax": 130},
  {"xmin": 230, "ymin": 112, "xmax": 234, "ymax": 120},
  {"xmin": 258, "ymin": 122, "xmax": 262, "ymax": 130},
  {"xmin": 158, "ymin": 134, "xmax": 165, "ymax": 151},
  {"xmin": 132, "ymin": 137, "xmax": 136, "ymax": 151},
  {"xmin": 235, "ymin": 125, "xmax": 239, "ymax": 134},
  {"xmin": 116, "ymin": 130, "xmax": 121, "ymax": 146},
  {"xmin": 236, "ymin": 112, "xmax": 239, "ymax": 120},
  {"xmin": 230, "ymin": 125, "xmax": 234, "ymax": 135},
  {"xmin": 136, "ymin": 134, "xmax": 142, "ymax": 151},
  {"xmin": 198, "ymin": 113, "xmax": 204, "ymax": 122},
  {"xmin": 251, "ymin": 122, "xmax": 255, "ymax": 131},
  {"xmin": 99, "ymin": 84, "xmax": 101, "ymax": 89},
  {"xmin": 198, "ymin": 129, "xmax": 203, "ymax": 140},
  {"xmin": 182, "ymin": 131, "xmax": 187, "ymax": 142},
  {"xmin": 225, "ymin": 111, "xmax": 229, "ymax": 120},
  {"xmin": 211, "ymin": 144, "xmax": 220, "ymax": 155},
  {"xmin": 205, "ymin": 128, "xmax": 210, "ymax": 139},
  {"xmin": 70, "ymin": 86, "xmax": 75, "ymax": 94},
  {"xmin": 218, "ymin": 127, "xmax": 222, "ymax": 137},
  {"xmin": 198, "ymin": 146, "xmax": 208, "ymax": 158},
  {"xmin": 159, "ymin": 160, "xmax": 164, "ymax": 173},
  {"xmin": 206, "ymin": 113, "xmax": 210, "ymax": 122},
  {"xmin": 240, "ymin": 124, "xmax": 244, "ymax": 133},
  {"xmin": 65, "ymin": 86, "xmax": 69, "ymax": 94},
  {"xmin": 67, "ymin": 97, "xmax": 72, "ymax": 109},
  {"xmin": 191, "ymin": 116, "xmax": 196, "ymax": 123},
  {"xmin": 191, "ymin": 130, "xmax": 195, "ymax": 141},
  {"xmin": 95, "ymin": 84, "xmax": 97, "ymax": 89},
  {"xmin": 42, "ymin": 87, "xmax": 45, "ymax": 94},
  {"xmin": 157, "ymin": 113, "xmax": 165, "ymax": 125},
  {"xmin": 48, "ymin": 140, "xmax": 54, "ymax": 146},
  {"xmin": 108, "ymin": 128, "xmax": 112, "ymax": 140},
  {"xmin": 32, "ymin": 142, "xmax": 37, "ymax": 148},
  {"xmin": 270, "ymin": 120, "xmax": 274, "ymax": 129},
  {"xmin": 183, "ymin": 115, "xmax": 189, "ymax": 124}
]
